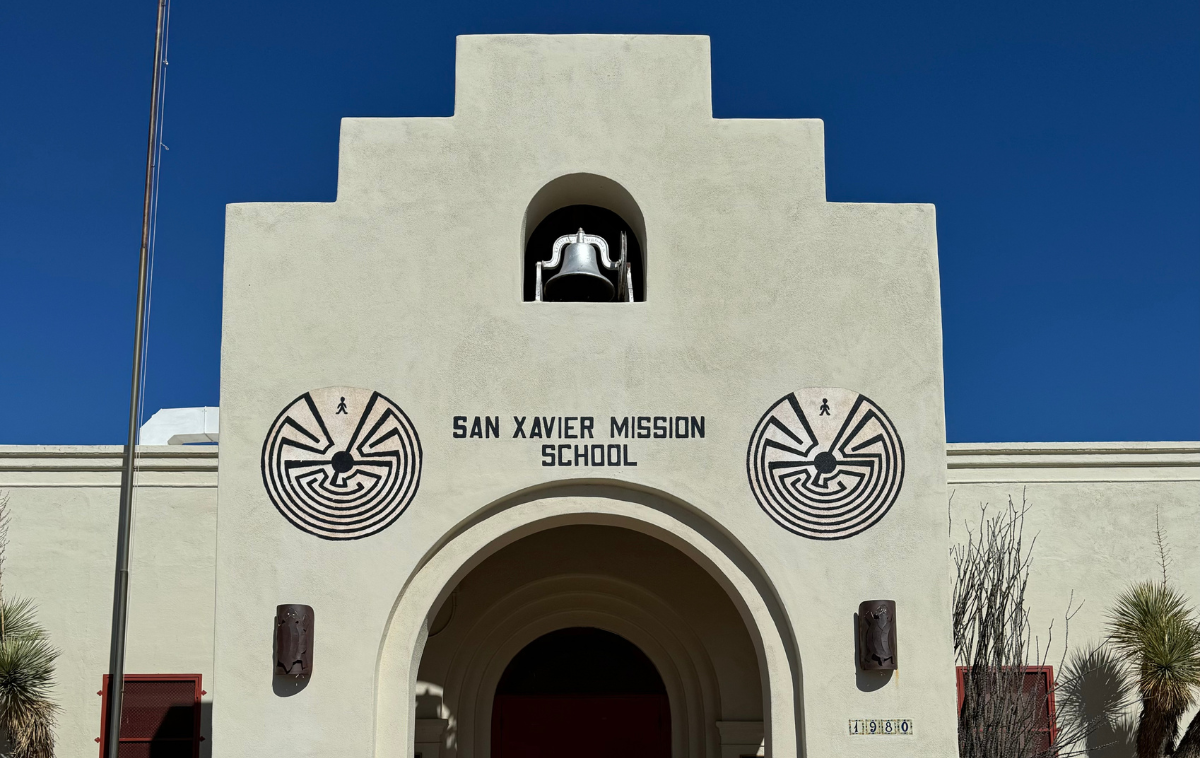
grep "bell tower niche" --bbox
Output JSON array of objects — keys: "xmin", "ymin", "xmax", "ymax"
[{"xmin": 522, "ymin": 174, "xmax": 646, "ymax": 302}]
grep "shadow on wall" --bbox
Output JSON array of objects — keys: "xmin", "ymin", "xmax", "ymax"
[
  {"xmin": 416, "ymin": 682, "xmax": 458, "ymax": 755},
  {"xmin": 416, "ymin": 691, "xmax": 442, "ymax": 719},
  {"xmin": 273, "ymin": 673, "xmax": 309, "ymax": 697},
  {"xmin": 851, "ymin": 612, "xmax": 893, "ymax": 692},
  {"xmin": 200, "ymin": 700, "xmax": 212, "ymax": 758},
  {"xmin": 1056, "ymin": 644, "xmax": 1136, "ymax": 758},
  {"xmin": 127, "ymin": 701, "xmax": 213, "ymax": 757}
]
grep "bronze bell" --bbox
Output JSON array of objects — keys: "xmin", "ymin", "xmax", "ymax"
[{"xmin": 544, "ymin": 229, "xmax": 615, "ymax": 302}]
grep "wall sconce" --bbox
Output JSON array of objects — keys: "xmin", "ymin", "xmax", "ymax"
[
  {"xmin": 858, "ymin": 600, "xmax": 897, "ymax": 671},
  {"xmin": 275, "ymin": 604, "xmax": 314, "ymax": 676}
]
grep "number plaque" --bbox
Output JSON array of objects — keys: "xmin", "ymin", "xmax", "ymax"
[{"xmin": 848, "ymin": 718, "xmax": 913, "ymax": 736}]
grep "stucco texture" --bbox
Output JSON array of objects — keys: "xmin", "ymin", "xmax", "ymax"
[{"xmin": 215, "ymin": 35, "xmax": 952, "ymax": 757}]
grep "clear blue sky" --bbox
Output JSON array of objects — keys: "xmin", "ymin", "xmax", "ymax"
[{"xmin": 2, "ymin": 0, "xmax": 1197, "ymax": 444}]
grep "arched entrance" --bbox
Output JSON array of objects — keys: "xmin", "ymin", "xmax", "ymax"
[
  {"xmin": 412, "ymin": 525, "xmax": 749, "ymax": 756},
  {"xmin": 492, "ymin": 628, "xmax": 670, "ymax": 758},
  {"xmin": 374, "ymin": 486, "xmax": 802, "ymax": 758}
]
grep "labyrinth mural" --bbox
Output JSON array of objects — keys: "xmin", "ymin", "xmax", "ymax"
[
  {"xmin": 747, "ymin": 387, "xmax": 904, "ymax": 540},
  {"xmin": 261, "ymin": 387, "xmax": 422, "ymax": 540}
]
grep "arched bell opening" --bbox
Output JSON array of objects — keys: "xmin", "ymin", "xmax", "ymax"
[
  {"xmin": 492, "ymin": 627, "xmax": 669, "ymax": 758},
  {"xmin": 522, "ymin": 174, "xmax": 646, "ymax": 302}
]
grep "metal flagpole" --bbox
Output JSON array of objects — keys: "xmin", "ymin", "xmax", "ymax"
[{"xmin": 104, "ymin": 0, "xmax": 169, "ymax": 755}]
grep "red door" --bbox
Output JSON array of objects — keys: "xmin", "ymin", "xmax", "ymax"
[
  {"xmin": 493, "ymin": 693, "xmax": 670, "ymax": 758},
  {"xmin": 490, "ymin": 628, "xmax": 671, "ymax": 758}
]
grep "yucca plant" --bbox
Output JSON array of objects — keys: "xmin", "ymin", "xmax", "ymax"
[
  {"xmin": 0, "ymin": 599, "xmax": 59, "ymax": 757},
  {"xmin": 1106, "ymin": 581, "xmax": 1200, "ymax": 757},
  {"xmin": 0, "ymin": 491, "xmax": 58, "ymax": 758}
]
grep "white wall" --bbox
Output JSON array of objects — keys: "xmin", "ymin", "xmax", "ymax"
[
  {"xmin": 949, "ymin": 442, "xmax": 1200, "ymax": 757},
  {"xmin": 0, "ymin": 446, "xmax": 217, "ymax": 758}
]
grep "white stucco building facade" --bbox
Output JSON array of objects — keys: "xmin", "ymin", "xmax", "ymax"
[{"xmin": 1, "ymin": 35, "xmax": 1197, "ymax": 758}]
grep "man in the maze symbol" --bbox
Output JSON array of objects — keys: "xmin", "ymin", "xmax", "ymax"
[{"xmin": 746, "ymin": 388, "xmax": 905, "ymax": 540}]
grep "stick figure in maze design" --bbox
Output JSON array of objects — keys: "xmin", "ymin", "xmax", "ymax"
[
  {"xmin": 819, "ymin": 398, "xmax": 830, "ymax": 415},
  {"xmin": 336, "ymin": 397, "xmax": 348, "ymax": 414}
]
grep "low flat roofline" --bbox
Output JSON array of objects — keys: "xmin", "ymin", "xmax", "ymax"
[
  {"xmin": 948, "ymin": 441, "xmax": 1200, "ymax": 456},
  {"xmin": 948, "ymin": 441, "xmax": 1200, "ymax": 468},
  {"xmin": 0, "ymin": 446, "xmax": 218, "ymax": 476},
  {"xmin": 947, "ymin": 441, "xmax": 1200, "ymax": 483}
]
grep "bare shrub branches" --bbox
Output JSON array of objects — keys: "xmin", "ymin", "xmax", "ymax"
[{"xmin": 952, "ymin": 491, "xmax": 1111, "ymax": 758}]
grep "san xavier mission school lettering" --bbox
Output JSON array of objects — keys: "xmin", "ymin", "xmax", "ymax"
[{"xmin": 452, "ymin": 415, "xmax": 707, "ymax": 467}]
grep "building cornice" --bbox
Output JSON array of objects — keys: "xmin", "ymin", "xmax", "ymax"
[
  {"xmin": 0, "ymin": 446, "xmax": 217, "ymax": 468},
  {"xmin": 0, "ymin": 446, "xmax": 218, "ymax": 488},
  {"xmin": 947, "ymin": 442, "xmax": 1200, "ymax": 483}
]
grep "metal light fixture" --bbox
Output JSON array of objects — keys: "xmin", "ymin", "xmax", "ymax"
[
  {"xmin": 275, "ymin": 604, "xmax": 315, "ymax": 676},
  {"xmin": 858, "ymin": 600, "xmax": 898, "ymax": 671}
]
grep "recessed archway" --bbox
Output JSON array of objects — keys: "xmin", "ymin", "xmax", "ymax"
[
  {"xmin": 413, "ymin": 548, "xmax": 729, "ymax": 756},
  {"xmin": 373, "ymin": 484, "xmax": 804, "ymax": 758}
]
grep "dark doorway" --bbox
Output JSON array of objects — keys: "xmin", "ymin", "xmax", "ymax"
[
  {"xmin": 491, "ymin": 627, "xmax": 670, "ymax": 758},
  {"xmin": 524, "ymin": 205, "xmax": 645, "ymax": 302}
]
